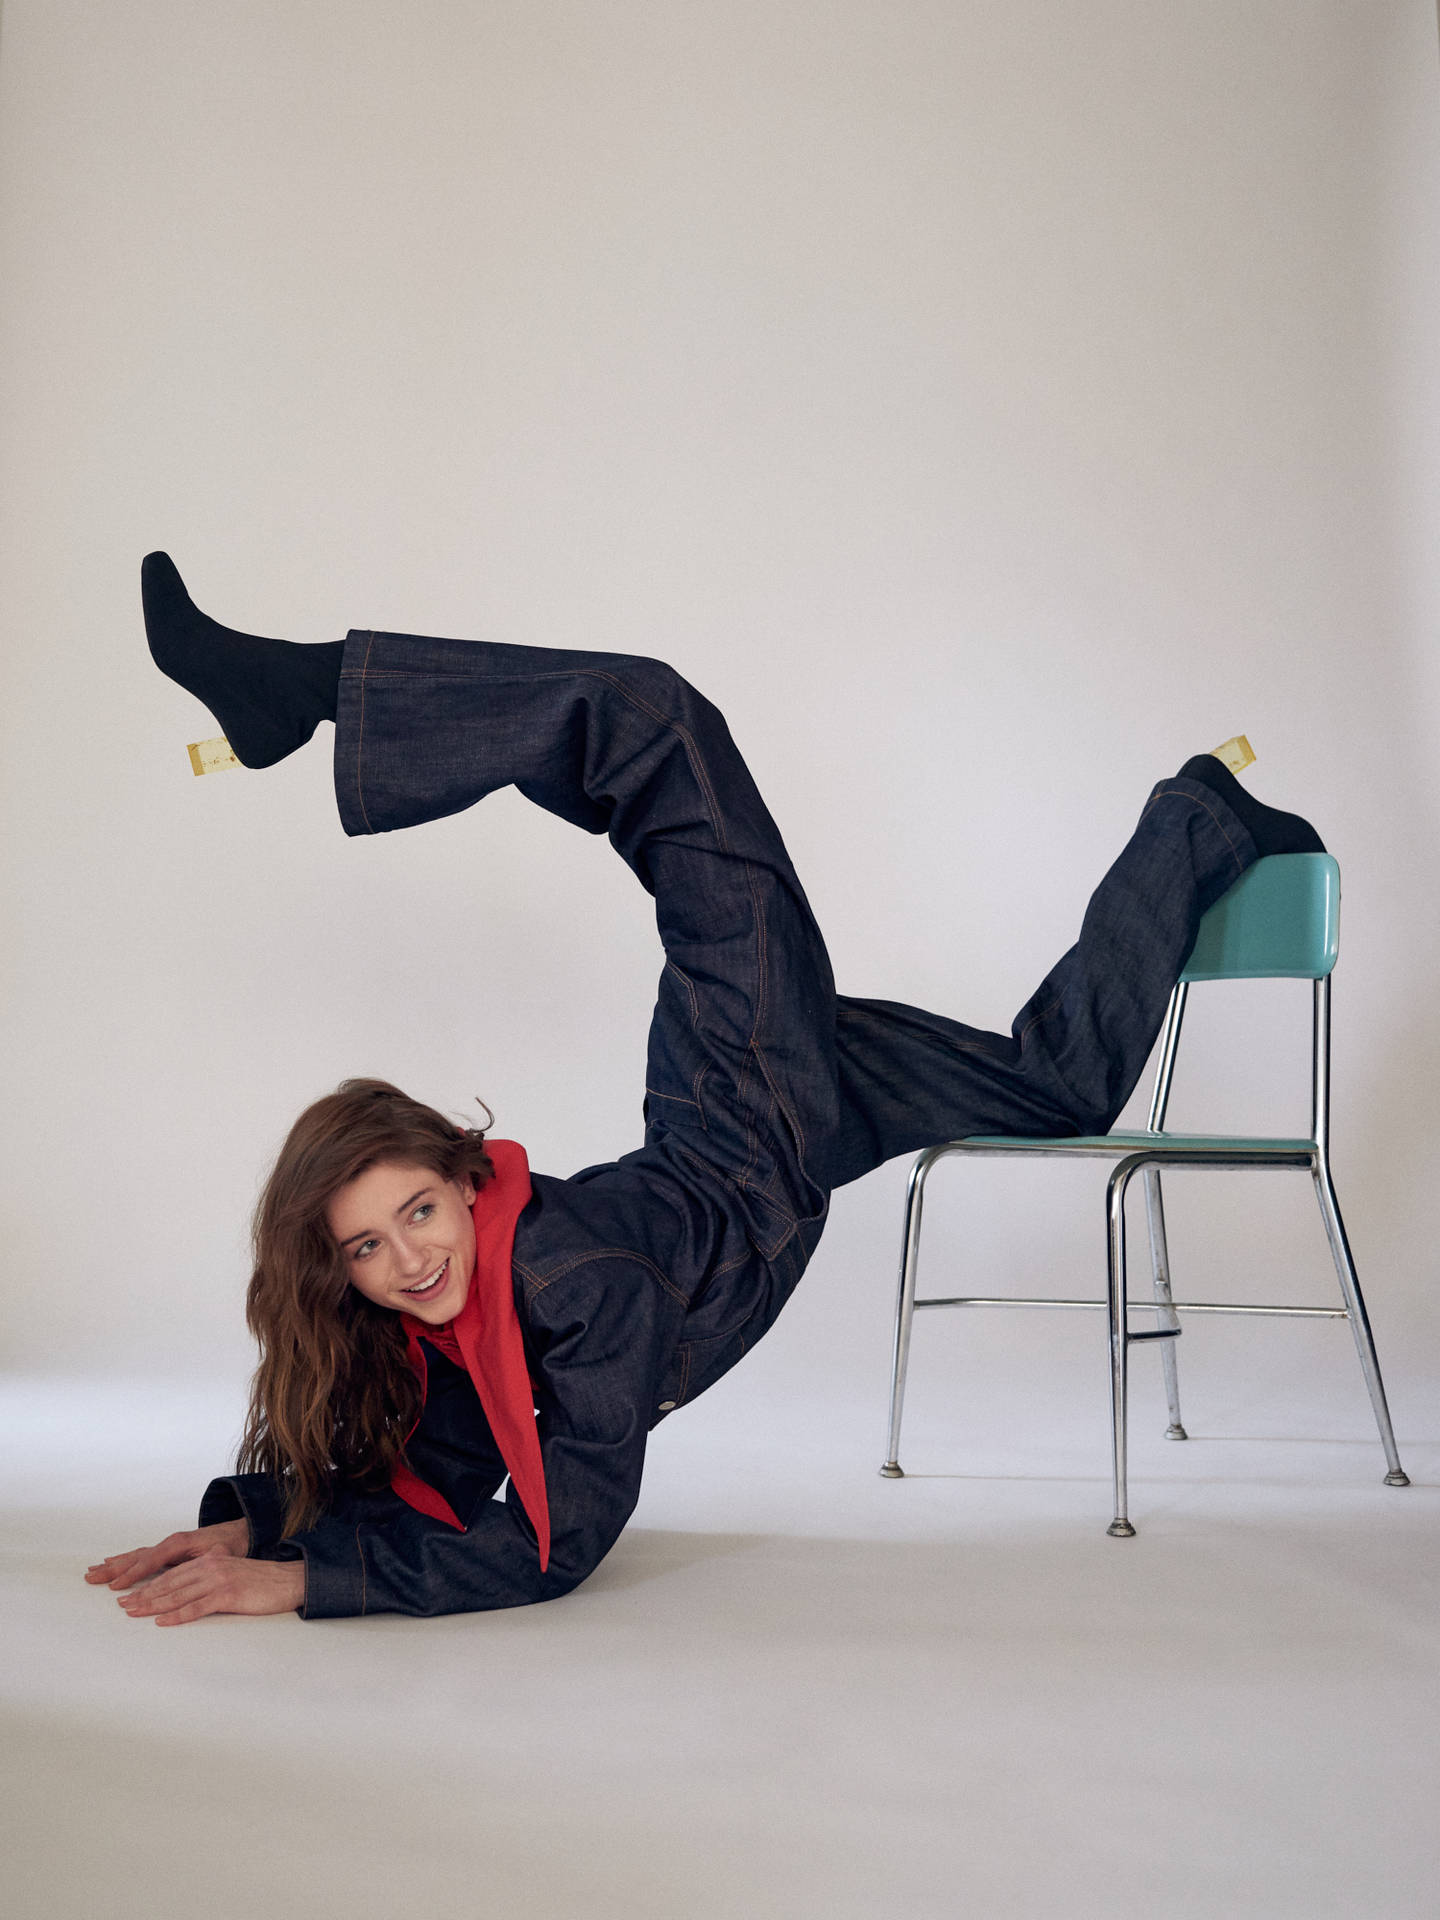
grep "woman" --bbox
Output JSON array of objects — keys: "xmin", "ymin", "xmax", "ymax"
[{"xmin": 87, "ymin": 554, "xmax": 1320, "ymax": 1624}]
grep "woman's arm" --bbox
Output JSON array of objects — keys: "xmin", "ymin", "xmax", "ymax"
[
  {"xmin": 89, "ymin": 1234, "xmax": 686, "ymax": 1624},
  {"xmin": 203, "ymin": 1252, "xmax": 689, "ymax": 1620}
]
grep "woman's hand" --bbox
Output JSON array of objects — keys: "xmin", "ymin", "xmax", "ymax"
[
  {"xmin": 86, "ymin": 1518, "xmax": 251, "ymax": 1592},
  {"xmin": 85, "ymin": 1519, "xmax": 304, "ymax": 1623},
  {"xmin": 112, "ymin": 1550, "xmax": 306, "ymax": 1625}
]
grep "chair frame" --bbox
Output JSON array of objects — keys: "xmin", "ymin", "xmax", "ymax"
[{"xmin": 880, "ymin": 878, "xmax": 1409, "ymax": 1536}]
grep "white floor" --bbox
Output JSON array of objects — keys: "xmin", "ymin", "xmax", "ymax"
[{"xmin": 4, "ymin": 1333, "xmax": 1438, "ymax": 1920}]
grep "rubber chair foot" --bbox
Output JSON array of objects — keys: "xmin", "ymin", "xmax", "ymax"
[
  {"xmin": 1384, "ymin": 1470, "xmax": 1411, "ymax": 1487},
  {"xmin": 879, "ymin": 1462, "xmax": 904, "ymax": 1479},
  {"xmin": 1106, "ymin": 1518, "xmax": 1137, "ymax": 1539},
  {"xmin": 1164, "ymin": 1423, "xmax": 1189, "ymax": 1441}
]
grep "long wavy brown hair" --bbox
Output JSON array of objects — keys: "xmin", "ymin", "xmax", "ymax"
[{"xmin": 237, "ymin": 1077, "xmax": 495, "ymax": 1534}]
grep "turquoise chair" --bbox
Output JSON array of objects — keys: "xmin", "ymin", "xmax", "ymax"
[{"xmin": 879, "ymin": 853, "xmax": 1408, "ymax": 1535}]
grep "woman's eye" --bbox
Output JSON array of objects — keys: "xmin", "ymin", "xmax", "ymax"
[
  {"xmin": 353, "ymin": 1240, "xmax": 379, "ymax": 1260},
  {"xmin": 411, "ymin": 1204, "xmax": 436, "ymax": 1223}
]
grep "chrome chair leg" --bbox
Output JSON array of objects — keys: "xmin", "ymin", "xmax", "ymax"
[
  {"xmin": 1143, "ymin": 1166, "xmax": 1187, "ymax": 1440},
  {"xmin": 1311, "ymin": 1162, "xmax": 1409, "ymax": 1487},
  {"xmin": 881, "ymin": 1148, "xmax": 942, "ymax": 1477},
  {"xmin": 1106, "ymin": 1166, "xmax": 1135, "ymax": 1537}
]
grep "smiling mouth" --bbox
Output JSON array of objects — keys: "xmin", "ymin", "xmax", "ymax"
[{"xmin": 403, "ymin": 1259, "xmax": 449, "ymax": 1298}]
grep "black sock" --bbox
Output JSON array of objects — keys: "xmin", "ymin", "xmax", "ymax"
[
  {"xmin": 142, "ymin": 552, "xmax": 343, "ymax": 769},
  {"xmin": 1176, "ymin": 754, "xmax": 1325, "ymax": 857}
]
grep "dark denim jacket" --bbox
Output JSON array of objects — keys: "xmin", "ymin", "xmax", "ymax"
[{"xmin": 202, "ymin": 1150, "xmax": 821, "ymax": 1619}]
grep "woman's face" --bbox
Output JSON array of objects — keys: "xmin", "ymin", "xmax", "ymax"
[{"xmin": 327, "ymin": 1159, "xmax": 477, "ymax": 1324}]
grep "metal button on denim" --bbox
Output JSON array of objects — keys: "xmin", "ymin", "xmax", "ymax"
[{"xmin": 658, "ymin": 1401, "xmax": 676, "ymax": 1411}]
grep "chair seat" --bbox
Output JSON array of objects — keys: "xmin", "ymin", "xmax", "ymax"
[{"xmin": 957, "ymin": 1130, "xmax": 1318, "ymax": 1157}]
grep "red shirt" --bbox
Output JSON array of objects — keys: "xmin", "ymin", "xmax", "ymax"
[{"xmin": 392, "ymin": 1141, "xmax": 550, "ymax": 1572}]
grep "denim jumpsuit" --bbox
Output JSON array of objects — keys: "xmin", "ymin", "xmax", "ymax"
[{"xmin": 200, "ymin": 634, "xmax": 1261, "ymax": 1617}]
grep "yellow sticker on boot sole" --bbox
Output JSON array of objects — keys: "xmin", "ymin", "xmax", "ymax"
[
  {"xmin": 187, "ymin": 737, "xmax": 242, "ymax": 776},
  {"xmin": 1211, "ymin": 734, "xmax": 1255, "ymax": 775}
]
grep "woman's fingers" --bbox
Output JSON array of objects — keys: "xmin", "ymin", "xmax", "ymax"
[
  {"xmin": 87, "ymin": 1539, "xmax": 177, "ymax": 1585},
  {"xmin": 115, "ymin": 1551, "xmax": 304, "ymax": 1625},
  {"xmin": 86, "ymin": 1546, "xmax": 166, "ymax": 1587},
  {"xmin": 119, "ymin": 1572, "xmax": 215, "ymax": 1622},
  {"xmin": 152, "ymin": 1598, "xmax": 216, "ymax": 1627},
  {"xmin": 87, "ymin": 1523, "xmax": 245, "ymax": 1589},
  {"xmin": 86, "ymin": 1520, "xmax": 250, "ymax": 1587},
  {"xmin": 117, "ymin": 1550, "xmax": 225, "ymax": 1614},
  {"xmin": 99, "ymin": 1549, "xmax": 175, "ymax": 1588},
  {"xmin": 86, "ymin": 1548, "xmax": 143, "ymax": 1578}
]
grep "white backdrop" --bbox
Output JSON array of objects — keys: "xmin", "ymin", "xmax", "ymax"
[{"xmin": 1, "ymin": 1, "xmax": 1437, "ymax": 1444}]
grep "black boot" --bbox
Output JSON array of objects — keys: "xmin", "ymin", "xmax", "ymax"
[
  {"xmin": 142, "ymin": 552, "xmax": 343, "ymax": 769},
  {"xmin": 1176, "ymin": 754, "xmax": 1325, "ymax": 857}
]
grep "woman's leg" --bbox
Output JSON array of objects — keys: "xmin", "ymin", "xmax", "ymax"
[
  {"xmin": 823, "ymin": 775, "xmax": 1262, "ymax": 1188},
  {"xmin": 144, "ymin": 554, "xmax": 845, "ymax": 1263},
  {"xmin": 333, "ymin": 624, "xmax": 843, "ymax": 1256},
  {"xmin": 143, "ymin": 558, "xmax": 1298, "ymax": 1214},
  {"xmin": 332, "ymin": 629, "xmax": 1290, "ymax": 1208}
]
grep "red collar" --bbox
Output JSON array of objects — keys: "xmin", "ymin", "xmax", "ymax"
[{"xmin": 391, "ymin": 1141, "xmax": 549, "ymax": 1572}]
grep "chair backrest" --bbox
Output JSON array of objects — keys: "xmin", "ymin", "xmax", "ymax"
[{"xmin": 1180, "ymin": 853, "xmax": 1340, "ymax": 982}]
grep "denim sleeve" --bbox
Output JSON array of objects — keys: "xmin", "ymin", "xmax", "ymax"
[
  {"xmin": 257, "ymin": 1258, "xmax": 688, "ymax": 1620},
  {"xmin": 198, "ymin": 1471, "xmax": 289, "ymax": 1552}
]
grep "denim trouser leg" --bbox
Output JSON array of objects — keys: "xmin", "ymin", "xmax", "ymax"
[
  {"xmin": 823, "ymin": 780, "xmax": 1258, "ymax": 1187},
  {"xmin": 334, "ymin": 631, "xmax": 1259, "ymax": 1219},
  {"xmin": 335, "ymin": 630, "xmax": 841, "ymax": 1253}
]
